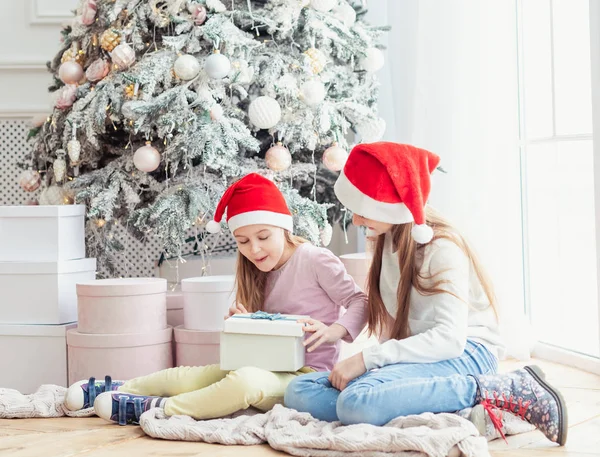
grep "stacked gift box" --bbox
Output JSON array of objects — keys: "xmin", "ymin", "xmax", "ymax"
[
  {"xmin": 0, "ymin": 205, "xmax": 96, "ymax": 393},
  {"xmin": 174, "ymin": 275, "xmax": 236, "ymax": 366},
  {"xmin": 67, "ymin": 277, "xmax": 173, "ymax": 384}
]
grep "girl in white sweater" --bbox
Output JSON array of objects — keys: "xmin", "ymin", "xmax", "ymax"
[{"xmin": 285, "ymin": 142, "xmax": 568, "ymax": 446}]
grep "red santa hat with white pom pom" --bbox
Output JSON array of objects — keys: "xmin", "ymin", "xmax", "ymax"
[
  {"xmin": 205, "ymin": 173, "xmax": 293, "ymax": 234},
  {"xmin": 333, "ymin": 142, "xmax": 440, "ymax": 244}
]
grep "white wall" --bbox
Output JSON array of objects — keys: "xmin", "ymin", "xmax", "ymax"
[
  {"xmin": 0, "ymin": 0, "xmax": 77, "ymax": 118},
  {"xmin": 367, "ymin": 1, "xmax": 525, "ymax": 318}
]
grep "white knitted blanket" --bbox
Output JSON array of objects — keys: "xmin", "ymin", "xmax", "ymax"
[
  {"xmin": 139, "ymin": 404, "xmax": 489, "ymax": 457},
  {"xmin": 0, "ymin": 385, "xmax": 534, "ymax": 457}
]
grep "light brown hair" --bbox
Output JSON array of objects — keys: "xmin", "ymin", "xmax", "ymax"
[
  {"xmin": 235, "ymin": 231, "xmax": 307, "ymax": 312},
  {"xmin": 367, "ymin": 206, "xmax": 497, "ymax": 340}
]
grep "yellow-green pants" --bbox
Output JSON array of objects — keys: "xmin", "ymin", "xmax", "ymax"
[{"xmin": 118, "ymin": 364, "xmax": 312, "ymax": 420}]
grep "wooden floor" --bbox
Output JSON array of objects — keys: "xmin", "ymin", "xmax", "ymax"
[{"xmin": 0, "ymin": 359, "xmax": 599, "ymax": 457}]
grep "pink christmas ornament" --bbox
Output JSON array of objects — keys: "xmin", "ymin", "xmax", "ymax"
[
  {"xmin": 85, "ymin": 58, "xmax": 110, "ymax": 82},
  {"xmin": 265, "ymin": 143, "xmax": 292, "ymax": 172},
  {"xmin": 191, "ymin": 5, "xmax": 207, "ymax": 25},
  {"xmin": 322, "ymin": 143, "xmax": 348, "ymax": 172},
  {"xmin": 111, "ymin": 43, "xmax": 136, "ymax": 70},
  {"xmin": 59, "ymin": 61, "xmax": 84, "ymax": 85},
  {"xmin": 133, "ymin": 142, "xmax": 161, "ymax": 172},
  {"xmin": 55, "ymin": 84, "xmax": 78, "ymax": 110},
  {"xmin": 81, "ymin": 0, "xmax": 98, "ymax": 25},
  {"xmin": 19, "ymin": 169, "xmax": 41, "ymax": 192}
]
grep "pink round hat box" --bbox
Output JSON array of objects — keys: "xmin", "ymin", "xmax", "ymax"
[
  {"xmin": 340, "ymin": 253, "xmax": 372, "ymax": 292},
  {"xmin": 67, "ymin": 327, "xmax": 173, "ymax": 384},
  {"xmin": 174, "ymin": 326, "xmax": 220, "ymax": 366},
  {"xmin": 182, "ymin": 275, "xmax": 235, "ymax": 331},
  {"xmin": 76, "ymin": 278, "xmax": 167, "ymax": 334}
]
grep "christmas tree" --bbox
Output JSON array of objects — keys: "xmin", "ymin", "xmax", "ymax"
[{"xmin": 22, "ymin": 0, "xmax": 388, "ymax": 276}]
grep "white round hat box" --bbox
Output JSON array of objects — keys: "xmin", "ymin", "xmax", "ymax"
[{"xmin": 182, "ymin": 275, "xmax": 236, "ymax": 331}]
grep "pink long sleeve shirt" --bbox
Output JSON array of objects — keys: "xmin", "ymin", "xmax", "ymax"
[{"xmin": 263, "ymin": 243, "xmax": 368, "ymax": 371}]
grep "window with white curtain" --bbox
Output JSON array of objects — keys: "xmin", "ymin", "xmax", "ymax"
[{"xmin": 519, "ymin": 0, "xmax": 599, "ymax": 357}]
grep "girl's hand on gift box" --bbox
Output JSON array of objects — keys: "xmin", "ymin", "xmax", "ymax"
[
  {"xmin": 328, "ymin": 352, "xmax": 367, "ymax": 391},
  {"xmin": 298, "ymin": 318, "xmax": 348, "ymax": 352},
  {"xmin": 225, "ymin": 303, "xmax": 249, "ymax": 319}
]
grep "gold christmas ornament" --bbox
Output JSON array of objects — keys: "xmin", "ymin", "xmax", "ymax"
[
  {"xmin": 100, "ymin": 29, "xmax": 122, "ymax": 52},
  {"xmin": 61, "ymin": 48, "xmax": 86, "ymax": 66},
  {"xmin": 124, "ymin": 83, "xmax": 136, "ymax": 98},
  {"xmin": 303, "ymin": 48, "xmax": 327, "ymax": 74}
]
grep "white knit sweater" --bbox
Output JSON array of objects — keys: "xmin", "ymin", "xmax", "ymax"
[{"xmin": 362, "ymin": 233, "xmax": 505, "ymax": 370}]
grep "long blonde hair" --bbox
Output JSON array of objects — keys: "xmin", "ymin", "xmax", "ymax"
[
  {"xmin": 367, "ymin": 206, "xmax": 497, "ymax": 340},
  {"xmin": 235, "ymin": 231, "xmax": 307, "ymax": 312}
]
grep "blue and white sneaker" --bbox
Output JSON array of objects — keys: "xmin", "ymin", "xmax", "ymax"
[
  {"xmin": 94, "ymin": 391, "xmax": 166, "ymax": 425},
  {"xmin": 64, "ymin": 376, "xmax": 125, "ymax": 411}
]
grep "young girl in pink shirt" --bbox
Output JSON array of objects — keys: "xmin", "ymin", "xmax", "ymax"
[{"xmin": 64, "ymin": 173, "xmax": 367, "ymax": 425}]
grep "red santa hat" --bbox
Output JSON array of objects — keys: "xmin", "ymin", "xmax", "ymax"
[
  {"xmin": 333, "ymin": 142, "xmax": 440, "ymax": 243},
  {"xmin": 205, "ymin": 173, "xmax": 293, "ymax": 234}
]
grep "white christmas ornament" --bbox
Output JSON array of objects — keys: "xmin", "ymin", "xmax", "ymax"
[
  {"xmin": 133, "ymin": 142, "xmax": 161, "ymax": 172},
  {"xmin": 210, "ymin": 104, "xmax": 224, "ymax": 121},
  {"xmin": 333, "ymin": 2, "xmax": 356, "ymax": 27},
  {"xmin": 265, "ymin": 143, "xmax": 292, "ymax": 171},
  {"xmin": 174, "ymin": 54, "xmax": 201, "ymax": 80},
  {"xmin": 300, "ymin": 80, "xmax": 326, "ymax": 106},
  {"xmin": 204, "ymin": 51, "xmax": 231, "ymax": 79},
  {"xmin": 111, "ymin": 43, "xmax": 136, "ymax": 69},
  {"xmin": 19, "ymin": 169, "xmax": 41, "ymax": 192},
  {"xmin": 356, "ymin": 117, "xmax": 386, "ymax": 142},
  {"xmin": 58, "ymin": 61, "xmax": 84, "ymax": 85},
  {"xmin": 310, "ymin": 0, "xmax": 336, "ymax": 12},
  {"xmin": 67, "ymin": 139, "xmax": 81, "ymax": 164},
  {"xmin": 360, "ymin": 47, "xmax": 385, "ymax": 72},
  {"xmin": 248, "ymin": 96, "xmax": 282, "ymax": 129},
  {"xmin": 53, "ymin": 150, "xmax": 67, "ymax": 183},
  {"xmin": 322, "ymin": 143, "xmax": 348, "ymax": 171}
]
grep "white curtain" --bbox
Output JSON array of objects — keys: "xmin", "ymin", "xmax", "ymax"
[{"xmin": 366, "ymin": 0, "xmax": 534, "ymax": 359}]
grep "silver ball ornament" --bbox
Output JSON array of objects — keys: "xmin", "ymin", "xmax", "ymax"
[
  {"xmin": 204, "ymin": 51, "xmax": 231, "ymax": 79},
  {"xmin": 174, "ymin": 54, "xmax": 201, "ymax": 80},
  {"xmin": 59, "ymin": 61, "xmax": 84, "ymax": 84},
  {"xmin": 133, "ymin": 142, "xmax": 161, "ymax": 172},
  {"xmin": 265, "ymin": 143, "xmax": 292, "ymax": 171},
  {"xmin": 322, "ymin": 143, "xmax": 348, "ymax": 172}
]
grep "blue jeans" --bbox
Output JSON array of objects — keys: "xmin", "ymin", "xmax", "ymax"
[{"xmin": 284, "ymin": 340, "xmax": 498, "ymax": 425}]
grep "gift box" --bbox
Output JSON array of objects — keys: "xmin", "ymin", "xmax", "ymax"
[
  {"xmin": 67, "ymin": 326, "xmax": 173, "ymax": 384},
  {"xmin": 174, "ymin": 326, "xmax": 220, "ymax": 367},
  {"xmin": 0, "ymin": 322, "xmax": 76, "ymax": 393},
  {"xmin": 220, "ymin": 312, "xmax": 308, "ymax": 372},
  {"xmin": 182, "ymin": 275, "xmax": 236, "ymax": 331},
  {"xmin": 0, "ymin": 258, "xmax": 96, "ymax": 325},
  {"xmin": 0, "ymin": 205, "xmax": 85, "ymax": 262},
  {"xmin": 76, "ymin": 278, "xmax": 167, "ymax": 334}
]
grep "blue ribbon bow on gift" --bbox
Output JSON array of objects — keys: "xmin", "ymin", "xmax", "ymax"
[{"xmin": 232, "ymin": 311, "xmax": 299, "ymax": 322}]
